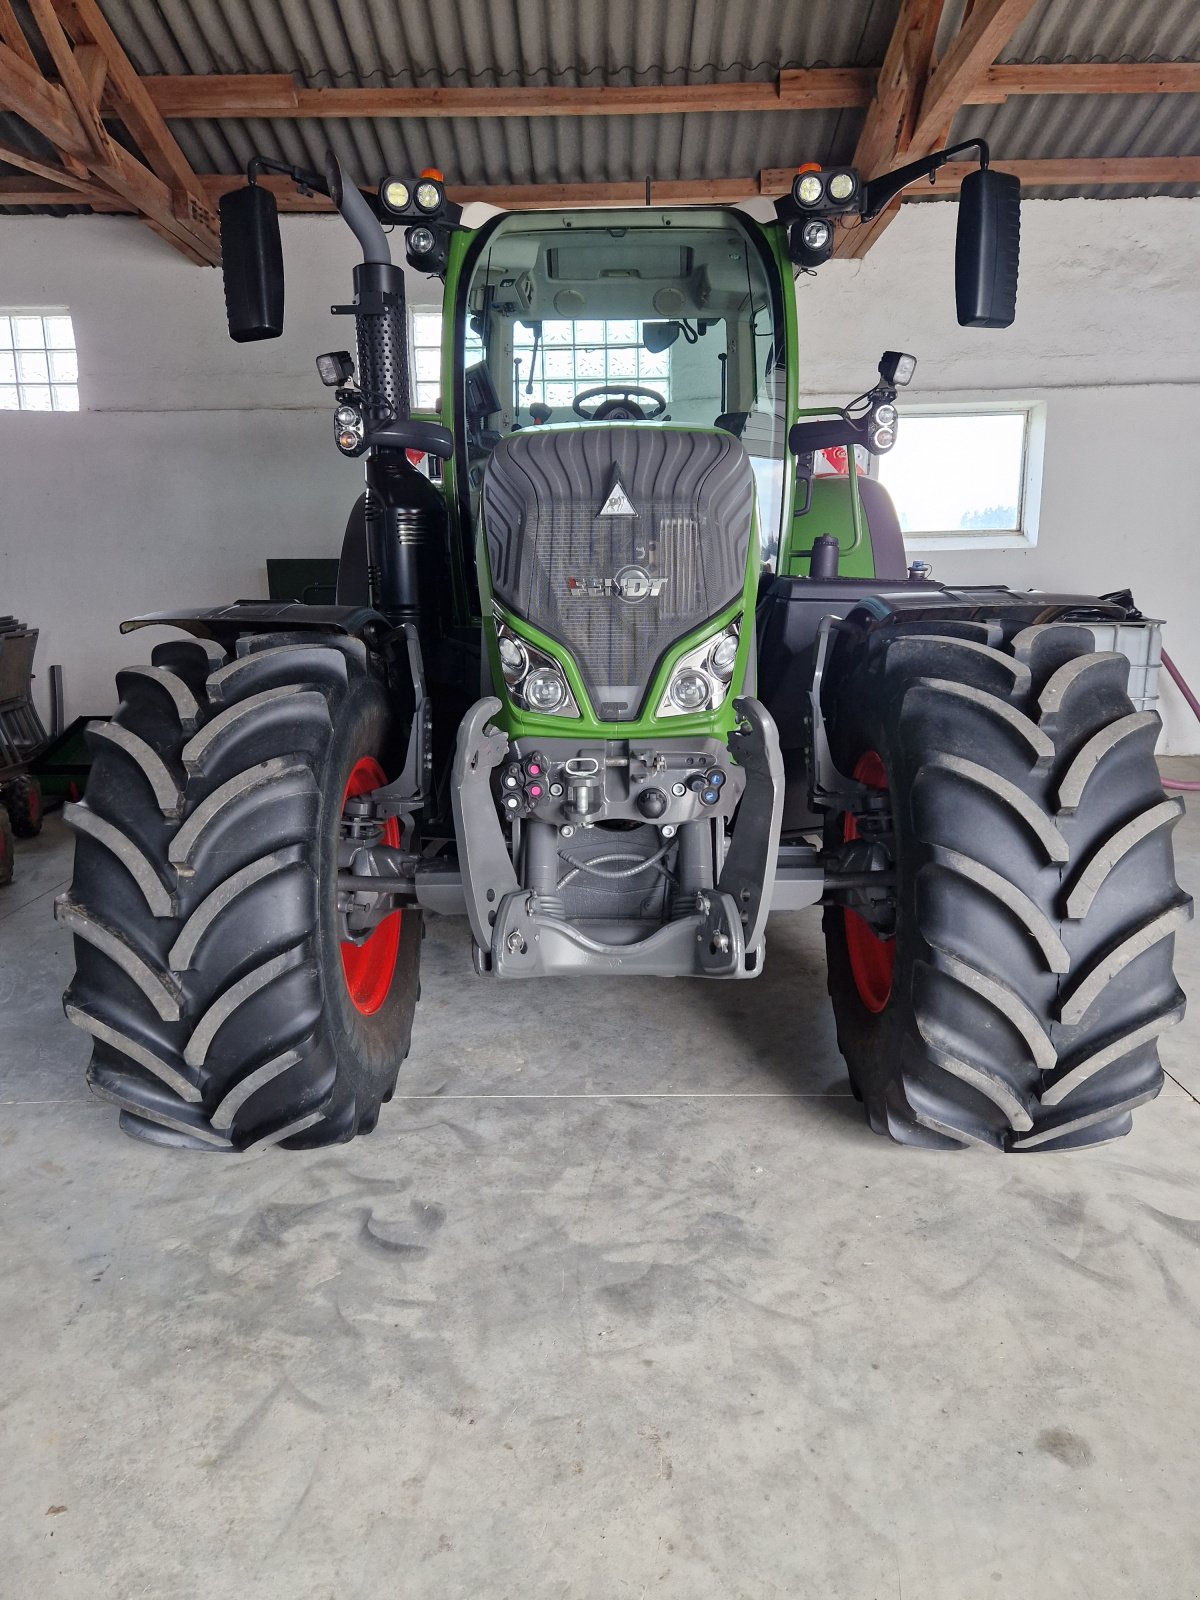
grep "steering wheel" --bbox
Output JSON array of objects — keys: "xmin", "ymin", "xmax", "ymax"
[{"xmin": 572, "ymin": 384, "xmax": 668, "ymax": 421}]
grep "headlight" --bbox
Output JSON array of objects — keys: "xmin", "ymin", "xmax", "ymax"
[
  {"xmin": 708, "ymin": 633, "xmax": 739, "ymax": 681},
  {"xmin": 380, "ymin": 178, "xmax": 410, "ymax": 213},
  {"xmin": 524, "ymin": 668, "xmax": 567, "ymax": 712},
  {"xmin": 494, "ymin": 615, "xmax": 579, "ymax": 717},
  {"xmin": 669, "ymin": 670, "xmax": 713, "ymax": 712},
  {"xmin": 657, "ymin": 621, "xmax": 741, "ymax": 717},
  {"xmin": 334, "ymin": 405, "xmax": 364, "ymax": 455},
  {"xmin": 407, "ymin": 225, "xmax": 436, "ymax": 255},
  {"xmin": 415, "ymin": 179, "xmax": 443, "ymax": 212},
  {"xmin": 794, "ymin": 172, "xmax": 824, "ymax": 207},
  {"xmin": 498, "ymin": 635, "xmax": 528, "ymax": 684},
  {"xmin": 868, "ymin": 403, "xmax": 899, "ymax": 454},
  {"xmin": 801, "ymin": 218, "xmax": 832, "ymax": 251},
  {"xmin": 828, "ymin": 170, "xmax": 857, "ymax": 203}
]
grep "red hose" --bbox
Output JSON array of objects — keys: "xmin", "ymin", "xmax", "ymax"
[{"xmin": 1160, "ymin": 649, "xmax": 1200, "ymax": 791}]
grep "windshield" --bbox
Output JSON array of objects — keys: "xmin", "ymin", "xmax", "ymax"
[{"xmin": 457, "ymin": 208, "xmax": 787, "ymax": 555}]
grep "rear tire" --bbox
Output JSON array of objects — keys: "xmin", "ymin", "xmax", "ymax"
[
  {"xmin": 2, "ymin": 774, "xmax": 42, "ymax": 837},
  {"xmin": 822, "ymin": 620, "xmax": 1191, "ymax": 1152},
  {"xmin": 58, "ymin": 633, "xmax": 421, "ymax": 1150}
]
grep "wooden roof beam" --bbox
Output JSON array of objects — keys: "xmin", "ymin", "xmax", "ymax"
[
  {"xmin": 0, "ymin": 39, "xmax": 92, "ymax": 154},
  {"xmin": 1, "ymin": 4, "xmax": 219, "ymax": 262},
  {"xmin": 0, "ymin": 0, "xmax": 37, "ymax": 72},
  {"xmin": 984, "ymin": 61, "xmax": 1200, "ymax": 98},
  {"xmin": 909, "ymin": 0, "xmax": 1043, "ymax": 152},
  {"xmin": 835, "ymin": 0, "xmax": 1041, "ymax": 259},
  {"xmin": 140, "ymin": 70, "xmax": 877, "ymax": 120},
  {"xmin": 60, "ymin": 0, "xmax": 212, "ymax": 205},
  {"xmin": 136, "ymin": 61, "xmax": 1200, "ymax": 121}
]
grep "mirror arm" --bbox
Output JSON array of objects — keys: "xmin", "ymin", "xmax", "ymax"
[
  {"xmin": 246, "ymin": 155, "xmax": 329, "ymax": 196},
  {"xmin": 861, "ymin": 138, "xmax": 990, "ymax": 220}
]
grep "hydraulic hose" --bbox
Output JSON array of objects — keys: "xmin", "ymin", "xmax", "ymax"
[{"xmin": 1160, "ymin": 648, "xmax": 1200, "ymax": 791}]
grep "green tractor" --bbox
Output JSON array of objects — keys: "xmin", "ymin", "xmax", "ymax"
[{"xmin": 58, "ymin": 144, "xmax": 1190, "ymax": 1154}]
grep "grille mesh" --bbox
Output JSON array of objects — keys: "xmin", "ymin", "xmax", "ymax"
[{"xmin": 483, "ymin": 427, "xmax": 753, "ymax": 720}]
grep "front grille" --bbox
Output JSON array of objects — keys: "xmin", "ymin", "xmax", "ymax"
[{"xmin": 483, "ymin": 427, "xmax": 754, "ymax": 719}]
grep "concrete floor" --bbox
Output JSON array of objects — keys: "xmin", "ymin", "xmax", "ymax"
[{"xmin": 3, "ymin": 765, "xmax": 1200, "ymax": 1600}]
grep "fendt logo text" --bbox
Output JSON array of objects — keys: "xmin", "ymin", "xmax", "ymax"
[{"xmin": 566, "ymin": 565, "xmax": 667, "ymax": 603}]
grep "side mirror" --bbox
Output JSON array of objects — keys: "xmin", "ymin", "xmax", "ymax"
[
  {"xmin": 219, "ymin": 184, "xmax": 284, "ymax": 342},
  {"xmin": 955, "ymin": 167, "xmax": 1020, "ymax": 329},
  {"xmin": 643, "ymin": 321, "xmax": 682, "ymax": 354}
]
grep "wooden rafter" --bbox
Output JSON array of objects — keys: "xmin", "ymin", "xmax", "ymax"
[
  {"xmin": 0, "ymin": 0, "xmax": 37, "ymax": 72},
  {"xmin": 135, "ymin": 60, "xmax": 1200, "ymax": 120},
  {"xmin": 0, "ymin": 138, "xmax": 115, "ymax": 204},
  {"xmin": 834, "ymin": 0, "xmax": 1041, "ymax": 259},
  {"xmin": 0, "ymin": 2, "xmax": 219, "ymax": 262}
]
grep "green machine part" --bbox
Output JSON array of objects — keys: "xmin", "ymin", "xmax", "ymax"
[{"xmin": 776, "ymin": 438, "xmax": 881, "ymax": 580}]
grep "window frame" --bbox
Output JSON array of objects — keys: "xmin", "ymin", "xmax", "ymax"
[
  {"xmin": 876, "ymin": 399, "xmax": 1046, "ymax": 553},
  {"xmin": 0, "ymin": 307, "xmax": 79, "ymax": 413}
]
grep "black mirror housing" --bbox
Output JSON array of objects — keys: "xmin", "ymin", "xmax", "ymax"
[
  {"xmin": 642, "ymin": 321, "xmax": 682, "ymax": 354},
  {"xmin": 219, "ymin": 184, "xmax": 284, "ymax": 342},
  {"xmin": 955, "ymin": 167, "xmax": 1020, "ymax": 328}
]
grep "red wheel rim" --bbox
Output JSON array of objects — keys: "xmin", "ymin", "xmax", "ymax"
[
  {"xmin": 842, "ymin": 750, "xmax": 894, "ymax": 1014},
  {"xmin": 339, "ymin": 756, "xmax": 402, "ymax": 1016}
]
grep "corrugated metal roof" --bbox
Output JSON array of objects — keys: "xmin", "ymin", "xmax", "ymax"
[
  {"xmin": 2, "ymin": 0, "xmax": 1198, "ymax": 215},
  {"xmin": 96, "ymin": 0, "xmax": 895, "ymax": 81}
]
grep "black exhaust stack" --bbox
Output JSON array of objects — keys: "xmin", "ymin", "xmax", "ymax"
[{"xmin": 325, "ymin": 152, "xmax": 452, "ymax": 647}]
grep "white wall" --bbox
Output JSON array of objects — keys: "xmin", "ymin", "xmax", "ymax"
[{"xmin": 2, "ymin": 199, "xmax": 1198, "ymax": 748}]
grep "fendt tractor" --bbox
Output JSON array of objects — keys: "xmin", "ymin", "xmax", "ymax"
[{"xmin": 58, "ymin": 141, "xmax": 1190, "ymax": 1155}]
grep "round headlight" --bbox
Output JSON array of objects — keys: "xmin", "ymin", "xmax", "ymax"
[
  {"xmin": 871, "ymin": 425, "xmax": 895, "ymax": 451},
  {"xmin": 381, "ymin": 178, "xmax": 410, "ymax": 212},
  {"xmin": 334, "ymin": 404, "xmax": 359, "ymax": 427},
  {"xmin": 415, "ymin": 180, "xmax": 442, "ymax": 212},
  {"xmin": 498, "ymin": 635, "xmax": 528, "ymax": 684},
  {"xmin": 802, "ymin": 218, "xmax": 832, "ymax": 251},
  {"xmin": 407, "ymin": 225, "xmax": 436, "ymax": 255},
  {"xmin": 336, "ymin": 427, "xmax": 361, "ymax": 452},
  {"xmin": 828, "ymin": 171, "xmax": 856, "ymax": 203},
  {"xmin": 795, "ymin": 173, "xmax": 824, "ymax": 207},
  {"xmin": 874, "ymin": 403, "xmax": 897, "ymax": 428},
  {"xmin": 524, "ymin": 668, "xmax": 567, "ymax": 712},
  {"xmin": 669, "ymin": 669, "xmax": 713, "ymax": 713},
  {"xmin": 708, "ymin": 635, "xmax": 738, "ymax": 681}
]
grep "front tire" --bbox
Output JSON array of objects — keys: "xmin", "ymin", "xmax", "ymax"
[
  {"xmin": 58, "ymin": 633, "xmax": 421, "ymax": 1150},
  {"xmin": 822, "ymin": 620, "xmax": 1191, "ymax": 1152}
]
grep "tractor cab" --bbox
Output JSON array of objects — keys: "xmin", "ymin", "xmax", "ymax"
[{"xmin": 451, "ymin": 207, "xmax": 790, "ymax": 567}]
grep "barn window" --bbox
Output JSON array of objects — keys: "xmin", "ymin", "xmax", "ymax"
[
  {"xmin": 876, "ymin": 405, "xmax": 1045, "ymax": 549},
  {"xmin": 0, "ymin": 312, "xmax": 79, "ymax": 411}
]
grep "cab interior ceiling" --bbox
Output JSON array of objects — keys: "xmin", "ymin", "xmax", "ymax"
[{"xmin": 467, "ymin": 211, "xmax": 770, "ymax": 324}]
